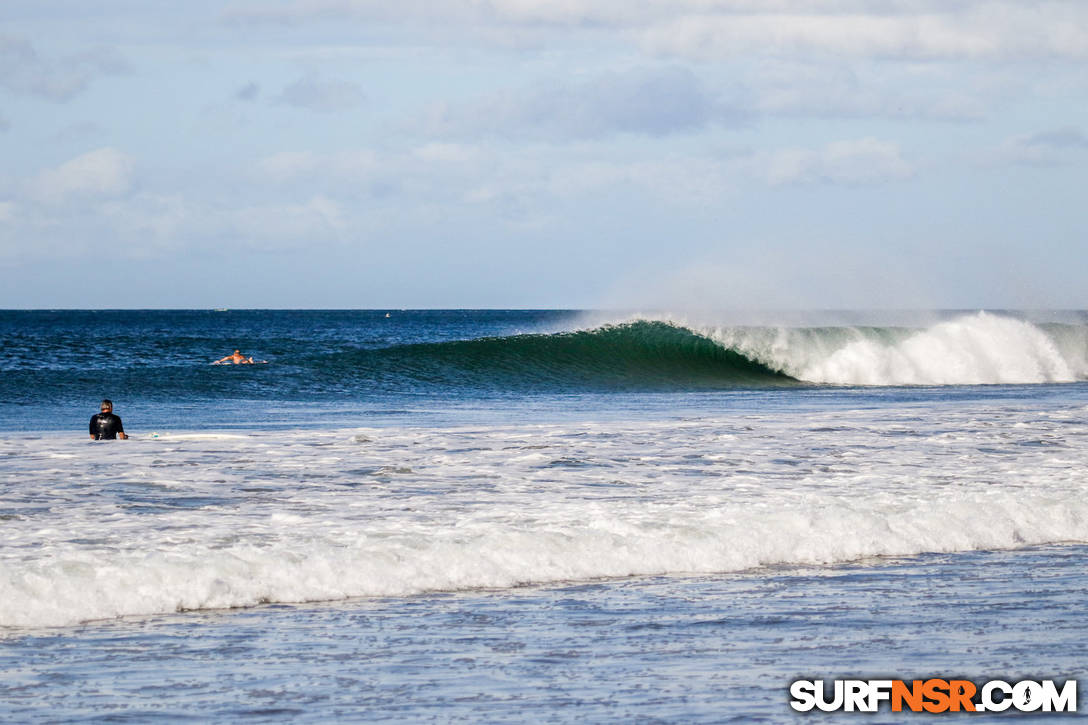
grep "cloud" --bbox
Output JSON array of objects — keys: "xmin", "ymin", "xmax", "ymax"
[
  {"xmin": 747, "ymin": 61, "xmax": 986, "ymax": 121},
  {"xmin": 50, "ymin": 121, "xmax": 106, "ymax": 143},
  {"xmin": 275, "ymin": 74, "xmax": 365, "ymax": 112},
  {"xmin": 535, "ymin": 140, "xmax": 912, "ymax": 199},
  {"xmin": 640, "ymin": 5, "xmax": 1088, "ymax": 61},
  {"xmin": 229, "ymin": 196, "xmax": 347, "ymax": 249},
  {"xmin": 758, "ymin": 138, "xmax": 914, "ymax": 186},
  {"xmin": 218, "ymin": 3, "xmax": 1086, "ymax": 129},
  {"xmin": 221, "ymin": 3, "xmax": 1088, "ymax": 61},
  {"xmin": 222, "ymin": 1, "xmax": 475, "ymax": 27},
  {"xmin": 543, "ymin": 155, "xmax": 737, "ymax": 206},
  {"xmin": 235, "ymin": 81, "xmax": 260, "ymax": 101},
  {"xmin": 4, "ymin": 187, "xmax": 353, "ymax": 261},
  {"xmin": 27, "ymin": 148, "xmax": 135, "ymax": 204},
  {"xmin": 255, "ymin": 149, "xmax": 379, "ymax": 182},
  {"xmin": 421, "ymin": 66, "xmax": 738, "ymax": 141},
  {"xmin": 0, "ymin": 113, "xmax": 9, "ymax": 132},
  {"xmin": 1018, "ymin": 127, "xmax": 1088, "ymax": 150},
  {"xmin": 253, "ymin": 143, "xmax": 730, "ymax": 217},
  {"xmin": 0, "ymin": 35, "xmax": 130, "ymax": 102},
  {"xmin": 412, "ymin": 61, "xmax": 986, "ymax": 141},
  {"xmin": 411, "ymin": 143, "xmax": 479, "ymax": 163},
  {"xmin": 252, "ymin": 146, "xmax": 486, "ymax": 204},
  {"xmin": 99, "ymin": 193, "xmax": 193, "ymax": 255},
  {"xmin": 994, "ymin": 127, "xmax": 1088, "ymax": 166},
  {"xmin": 221, "ymin": 0, "xmax": 643, "ymax": 27}
]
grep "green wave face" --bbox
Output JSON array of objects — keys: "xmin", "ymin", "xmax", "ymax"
[{"xmin": 351, "ymin": 321, "xmax": 798, "ymax": 392}]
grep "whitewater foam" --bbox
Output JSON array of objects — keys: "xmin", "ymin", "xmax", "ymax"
[
  {"xmin": 3, "ymin": 396, "xmax": 1088, "ymax": 629},
  {"xmin": 621, "ymin": 311, "xmax": 1088, "ymax": 386},
  {"xmin": 796, "ymin": 313, "xmax": 1080, "ymax": 384}
]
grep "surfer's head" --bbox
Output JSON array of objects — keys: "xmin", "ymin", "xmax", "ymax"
[{"xmin": 100, "ymin": 399, "xmax": 113, "ymax": 412}]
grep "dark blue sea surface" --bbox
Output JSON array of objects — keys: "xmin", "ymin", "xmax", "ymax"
[
  {"xmin": 5, "ymin": 309, "xmax": 1088, "ymax": 432},
  {"xmin": 3, "ymin": 310, "xmax": 575, "ymax": 430}
]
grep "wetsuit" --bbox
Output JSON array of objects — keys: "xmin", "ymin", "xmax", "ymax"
[{"xmin": 90, "ymin": 412, "xmax": 125, "ymax": 440}]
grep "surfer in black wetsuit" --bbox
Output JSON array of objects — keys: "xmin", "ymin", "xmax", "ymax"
[{"xmin": 89, "ymin": 399, "xmax": 128, "ymax": 440}]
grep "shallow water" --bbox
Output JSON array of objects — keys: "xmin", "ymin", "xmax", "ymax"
[{"xmin": 2, "ymin": 546, "xmax": 1085, "ymax": 722}]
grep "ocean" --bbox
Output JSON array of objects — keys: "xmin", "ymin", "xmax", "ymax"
[{"xmin": 2, "ymin": 309, "xmax": 1087, "ymax": 721}]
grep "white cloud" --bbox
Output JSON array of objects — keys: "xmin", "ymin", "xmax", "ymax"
[
  {"xmin": 4, "ymin": 134, "xmax": 917, "ymax": 267},
  {"xmin": 222, "ymin": 2, "xmax": 1088, "ymax": 61},
  {"xmin": 27, "ymin": 148, "xmax": 135, "ymax": 204},
  {"xmin": 100, "ymin": 194, "xmax": 193, "ymax": 253},
  {"xmin": 255, "ymin": 150, "xmax": 378, "ymax": 182},
  {"xmin": 218, "ymin": 2, "xmax": 1088, "ymax": 132},
  {"xmin": 414, "ymin": 60, "xmax": 988, "ymax": 141},
  {"xmin": 255, "ymin": 151, "xmax": 322, "ymax": 180},
  {"xmin": 0, "ymin": 34, "xmax": 129, "ymax": 102},
  {"xmin": 275, "ymin": 74, "xmax": 365, "ymax": 112},
  {"xmin": 992, "ymin": 127, "xmax": 1088, "ymax": 166},
  {"xmin": 6, "ymin": 185, "xmax": 357, "ymax": 260},
  {"xmin": 223, "ymin": 0, "xmax": 483, "ymax": 26},
  {"xmin": 544, "ymin": 155, "xmax": 736, "ymax": 205},
  {"xmin": 470, "ymin": 0, "xmax": 646, "ymax": 26},
  {"xmin": 222, "ymin": 0, "xmax": 655, "ymax": 27},
  {"xmin": 530, "ymin": 139, "xmax": 913, "ymax": 199},
  {"xmin": 419, "ymin": 66, "xmax": 737, "ymax": 141},
  {"xmin": 642, "ymin": 5, "xmax": 1088, "ymax": 61},
  {"xmin": 644, "ymin": 13, "xmax": 985, "ymax": 60},
  {"xmin": 230, "ymin": 196, "xmax": 347, "ymax": 248},
  {"xmin": 759, "ymin": 138, "xmax": 914, "ymax": 186},
  {"xmin": 412, "ymin": 143, "xmax": 478, "ymax": 163},
  {"xmin": 748, "ymin": 60, "xmax": 986, "ymax": 121}
]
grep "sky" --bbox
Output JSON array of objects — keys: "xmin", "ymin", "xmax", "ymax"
[{"xmin": 1, "ymin": 0, "xmax": 1086, "ymax": 309}]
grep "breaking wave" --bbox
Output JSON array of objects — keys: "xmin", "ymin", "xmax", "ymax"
[
  {"xmin": 702, "ymin": 311, "xmax": 1088, "ymax": 385},
  {"xmin": 327, "ymin": 312, "xmax": 1088, "ymax": 390}
]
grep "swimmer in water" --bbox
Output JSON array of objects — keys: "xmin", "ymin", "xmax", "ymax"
[
  {"xmin": 214, "ymin": 349, "xmax": 254, "ymax": 365},
  {"xmin": 90, "ymin": 399, "xmax": 128, "ymax": 440}
]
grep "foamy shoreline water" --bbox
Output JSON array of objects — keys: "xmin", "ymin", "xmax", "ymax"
[
  {"xmin": 3, "ymin": 545, "xmax": 1086, "ymax": 721},
  {"xmin": 5, "ymin": 396, "xmax": 1087, "ymax": 630}
]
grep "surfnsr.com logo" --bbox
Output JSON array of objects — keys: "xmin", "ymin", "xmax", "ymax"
[{"xmin": 789, "ymin": 679, "xmax": 1077, "ymax": 713}]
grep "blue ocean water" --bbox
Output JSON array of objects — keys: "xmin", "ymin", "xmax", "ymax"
[
  {"xmin": 5, "ymin": 308, "xmax": 1086, "ymax": 430},
  {"xmin": 2, "ymin": 309, "xmax": 1088, "ymax": 720}
]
